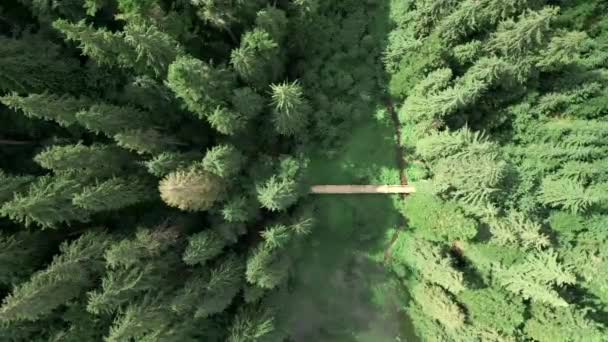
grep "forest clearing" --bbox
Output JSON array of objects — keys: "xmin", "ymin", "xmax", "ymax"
[{"xmin": 1, "ymin": 0, "xmax": 608, "ymax": 341}]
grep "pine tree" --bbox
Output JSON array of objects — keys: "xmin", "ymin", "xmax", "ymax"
[
  {"xmin": 122, "ymin": 21, "xmax": 183, "ymax": 77},
  {"xmin": 0, "ymin": 36, "xmax": 83, "ymax": 93},
  {"xmin": 495, "ymin": 250, "xmax": 576, "ymax": 307},
  {"xmin": 231, "ymin": 87, "xmax": 265, "ymax": 119},
  {"xmin": 227, "ymin": 306, "xmax": 281, "ymax": 342},
  {"xmin": 403, "ymin": 192, "xmax": 477, "ymax": 242},
  {"xmin": 221, "ymin": 196, "xmax": 257, "ymax": 223},
  {"xmin": 269, "ymin": 81, "xmax": 310, "ymax": 136},
  {"xmin": 0, "ymin": 176, "xmax": 89, "ymax": 228},
  {"xmin": 392, "ymin": 237, "xmax": 465, "ymax": 294},
  {"xmin": 257, "ymin": 156, "xmax": 307, "ymax": 211},
  {"xmin": 34, "ymin": 144, "xmax": 132, "ymax": 177},
  {"xmin": 0, "ymin": 231, "xmax": 52, "ymax": 285},
  {"xmin": 166, "ymin": 56, "xmax": 236, "ymax": 119},
  {"xmin": 256, "ymin": 176, "xmax": 299, "ymax": 212},
  {"xmin": 488, "ymin": 7, "xmax": 559, "ymax": 58},
  {"xmin": 0, "ymin": 232, "xmax": 110, "ymax": 322},
  {"xmin": 159, "ymin": 167, "xmax": 224, "ymax": 211},
  {"xmin": 460, "ymin": 288, "xmax": 525, "ymax": 335},
  {"xmin": 230, "ymin": 28, "xmax": 283, "ymax": 89},
  {"xmin": 75, "ymin": 103, "xmax": 149, "ymax": 136},
  {"xmin": 524, "ymin": 303, "xmax": 605, "ymax": 341},
  {"xmin": 72, "ymin": 178, "xmax": 151, "ymax": 213},
  {"xmin": 1, "ymin": 92, "xmax": 90, "ymax": 127},
  {"xmin": 182, "ymin": 229, "xmax": 227, "ymax": 266},
  {"xmin": 144, "ymin": 151, "xmax": 201, "ymax": 177},
  {"xmin": 207, "ymin": 106, "xmax": 246, "ymax": 135},
  {"xmin": 53, "ymin": 19, "xmax": 131, "ymax": 66},
  {"xmin": 0, "ymin": 170, "xmax": 34, "ymax": 204},
  {"xmin": 203, "ymin": 144, "xmax": 244, "ymax": 178},
  {"xmin": 87, "ymin": 228, "xmax": 180, "ymax": 315},
  {"xmin": 411, "ymin": 283, "xmax": 466, "ymax": 331},
  {"xmin": 172, "ymin": 254, "xmax": 244, "ymax": 318},
  {"xmin": 246, "ymin": 243, "xmax": 289, "ymax": 290},
  {"xmin": 114, "ymin": 128, "xmax": 181, "ymax": 155}
]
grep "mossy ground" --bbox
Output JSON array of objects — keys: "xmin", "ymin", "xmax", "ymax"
[{"xmin": 285, "ymin": 108, "xmax": 416, "ymax": 341}]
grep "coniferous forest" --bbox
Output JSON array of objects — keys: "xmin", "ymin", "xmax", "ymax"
[{"xmin": 1, "ymin": 0, "xmax": 608, "ymax": 341}]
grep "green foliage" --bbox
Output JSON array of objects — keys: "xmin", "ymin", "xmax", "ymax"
[
  {"xmin": 172, "ymin": 254, "xmax": 244, "ymax": 318},
  {"xmin": 495, "ymin": 250, "xmax": 576, "ymax": 307},
  {"xmin": 524, "ymin": 303, "xmax": 605, "ymax": 341},
  {"xmin": 392, "ymin": 237, "xmax": 465, "ymax": 294},
  {"xmin": 1, "ymin": 92, "xmax": 90, "ymax": 127},
  {"xmin": 144, "ymin": 152, "xmax": 201, "ymax": 177},
  {"xmin": 203, "ymin": 145, "xmax": 244, "ymax": 178},
  {"xmin": 460, "ymin": 288, "xmax": 525, "ymax": 334},
  {"xmin": 114, "ymin": 128, "xmax": 181, "ymax": 155},
  {"xmin": 0, "ymin": 176, "xmax": 89, "ymax": 228},
  {"xmin": 75, "ymin": 103, "xmax": 148, "ymax": 136},
  {"xmin": 270, "ymin": 81, "xmax": 310, "ymax": 136},
  {"xmin": 231, "ymin": 28, "xmax": 282, "ymax": 89},
  {"xmin": 0, "ymin": 232, "xmax": 110, "ymax": 322},
  {"xmin": 0, "ymin": 36, "xmax": 83, "ymax": 93},
  {"xmin": 0, "ymin": 171, "xmax": 35, "ymax": 204},
  {"xmin": 72, "ymin": 178, "xmax": 150, "ymax": 212},
  {"xmin": 166, "ymin": 56, "xmax": 236, "ymax": 119},
  {"xmin": 410, "ymin": 283, "xmax": 465, "ymax": 331},
  {"xmin": 34, "ymin": 144, "xmax": 131, "ymax": 177},
  {"xmin": 182, "ymin": 229, "xmax": 227, "ymax": 266},
  {"xmin": 404, "ymin": 192, "xmax": 477, "ymax": 242},
  {"xmin": 87, "ymin": 228, "xmax": 180, "ymax": 315},
  {"xmin": 227, "ymin": 306, "xmax": 280, "ymax": 342}
]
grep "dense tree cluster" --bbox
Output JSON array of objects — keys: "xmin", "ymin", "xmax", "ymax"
[
  {"xmin": 2, "ymin": 0, "xmax": 607, "ymax": 340},
  {"xmin": 389, "ymin": 0, "xmax": 608, "ymax": 340},
  {"xmin": 0, "ymin": 0, "xmax": 325, "ymax": 340}
]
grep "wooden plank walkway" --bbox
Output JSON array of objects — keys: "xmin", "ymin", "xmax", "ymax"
[{"xmin": 310, "ymin": 185, "xmax": 416, "ymax": 194}]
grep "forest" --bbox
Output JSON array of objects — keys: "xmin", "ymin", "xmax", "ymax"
[{"xmin": 0, "ymin": 0, "xmax": 607, "ymax": 341}]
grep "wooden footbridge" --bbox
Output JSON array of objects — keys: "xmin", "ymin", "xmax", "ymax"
[{"xmin": 310, "ymin": 185, "xmax": 415, "ymax": 194}]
